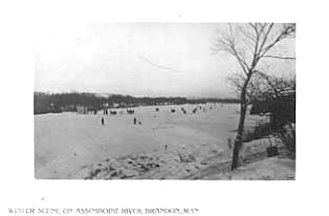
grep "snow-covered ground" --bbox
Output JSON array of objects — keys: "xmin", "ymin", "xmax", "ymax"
[
  {"xmin": 200, "ymin": 157, "xmax": 295, "ymax": 180},
  {"xmin": 34, "ymin": 103, "xmax": 266, "ymax": 179}
]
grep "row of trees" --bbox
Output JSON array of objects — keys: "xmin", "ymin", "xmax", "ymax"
[
  {"xmin": 34, "ymin": 92, "xmax": 106, "ymax": 114},
  {"xmin": 34, "ymin": 92, "xmax": 239, "ymax": 115}
]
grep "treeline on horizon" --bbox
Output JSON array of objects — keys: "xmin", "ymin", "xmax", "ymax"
[{"xmin": 34, "ymin": 92, "xmax": 239, "ymax": 114}]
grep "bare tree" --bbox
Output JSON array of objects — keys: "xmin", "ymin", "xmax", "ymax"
[{"xmin": 214, "ymin": 23, "xmax": 296, "ymax": 170}]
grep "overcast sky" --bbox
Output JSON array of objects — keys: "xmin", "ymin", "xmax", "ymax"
[{"xmin": 35, "ymin": 23, "xmax": 295, "ymax": 98}]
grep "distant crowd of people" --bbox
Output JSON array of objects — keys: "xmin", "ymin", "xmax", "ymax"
[{"xmin": 100, "ymin": 104, "xmax": 220, "ymax": 126}]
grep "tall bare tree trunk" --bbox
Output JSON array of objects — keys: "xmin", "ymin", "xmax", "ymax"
[{"xmin": 231, "ymin": 73, "xmax": 252, "ymax": 170}]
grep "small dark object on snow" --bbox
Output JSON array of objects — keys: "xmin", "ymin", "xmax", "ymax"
[
  {"xmin": 110, "ymin": 110, "xmax": 117, "ymax": 115},
  {"xmin": 127, "ymin": 109, "xmax": 134, "ymax": 114},
  {"xmin": 267, "ymin": 146, "xmax": 279, "ymax": 157}
]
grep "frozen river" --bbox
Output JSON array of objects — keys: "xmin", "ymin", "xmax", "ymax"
[{"xmin": 35, "ymin": 103, "xmax": 263, "ymax": 179}]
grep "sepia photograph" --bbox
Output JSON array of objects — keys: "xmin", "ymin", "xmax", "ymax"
[{"xmin": 34, "ymin": 22, "xmax": 296, "ymax": 180}]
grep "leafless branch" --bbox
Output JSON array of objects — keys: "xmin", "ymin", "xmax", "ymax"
[
  {"xmin": 260, "ymin": 24, "xmax": 296, "ymax": 58},
  {"xmin": 216, "ymin": 28, "xmax": 250, "ymax": 75},
  {"xmin": 257, "ymin": 23, "xmax": 274, "ymax": 55},
  {"xmin": 263, "ymin": 55, "xmax": 296, "ymax": 60}
]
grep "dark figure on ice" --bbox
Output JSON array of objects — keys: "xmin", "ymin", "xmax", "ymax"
[
  {"xmin": 127, "ymin": 109, "xmax": 134, "ymax": 114},
  {"xmin": 133, "ymin": 117, "xmax": 137, "ymax": 125},
  {"xmin": 101, "ymin": 117, "xmax": 105, "ymax": 125},
  {"xmin": 110, "ymin": 110, "xmax": 117, "ymax": 115}
]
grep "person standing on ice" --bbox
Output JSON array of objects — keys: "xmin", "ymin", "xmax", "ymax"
[
  {"xmin": 101, "ymin": 117, "xmax": 105, "ymax": 125},
  {"xmin": 133, "ymin": 117, "xmax": 137, "ymax": 125}
]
